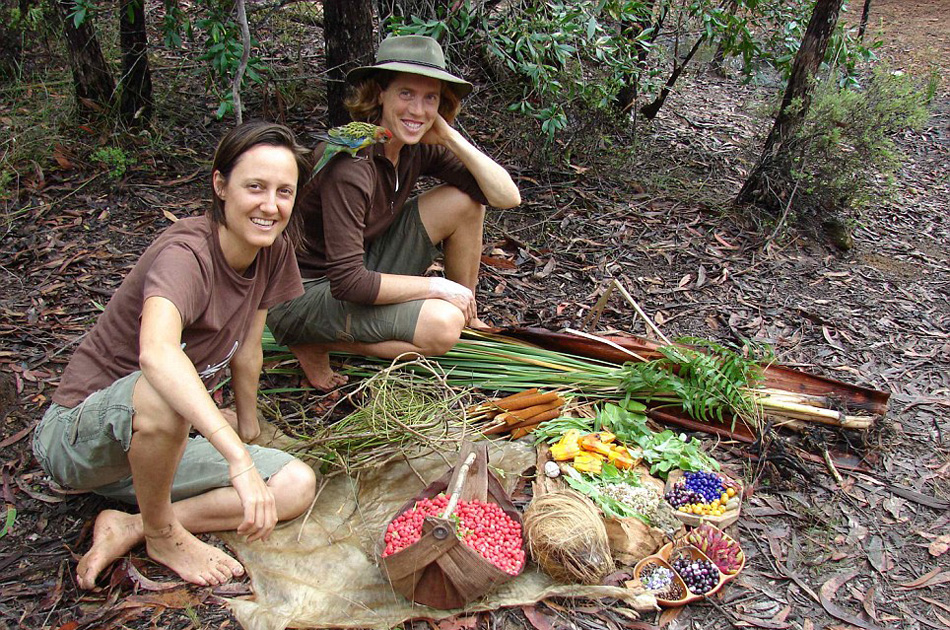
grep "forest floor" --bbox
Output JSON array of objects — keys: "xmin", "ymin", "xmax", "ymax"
[{"xmin": 1, "ymin": 0, "xmax": 948, "ymax": 629}]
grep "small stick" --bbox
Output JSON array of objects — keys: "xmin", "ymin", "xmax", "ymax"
[
  {"xmin": 821, "ymin": 445, "xmax": 844, "ymax": 485},
  {"xmin": 563, "ymin": 327, "xmax": 649, "ymax": 363},
  {"xmin": 612, "ymin": 278, "xmax": 673, "ymax": 345},
  {"xmin": 442, "ymin": 451, "xmax": 478, "ymax": 519}
]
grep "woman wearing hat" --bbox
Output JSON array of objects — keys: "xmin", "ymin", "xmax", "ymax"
[{"xmin": 267, "ymin": 35, "xmax": 520, "ymax": 391}]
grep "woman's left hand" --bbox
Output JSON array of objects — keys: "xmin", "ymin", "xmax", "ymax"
[{"xmin": 420, "ymin": 114, "xmax": 454, "ymax": 146}]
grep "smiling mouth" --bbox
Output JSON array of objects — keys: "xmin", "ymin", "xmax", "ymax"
[
  {"xmin": 250, "ymin": 218, "xmax": 276, "ymax": 228},
  {"xmin": 402, "ymin": 120, "xmax": 423, "ymax": 132}
]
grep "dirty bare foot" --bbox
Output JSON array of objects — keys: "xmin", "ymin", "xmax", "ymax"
[
  {"xmin": 290, "ymin": 344, "xmax": 348, "ymax": 391},
  {"xmin": 468, "ymin": 317, "xmax": 491, "ymax": 330},
  {"xmin": 76, "ymin": 509, "xmax": 145, "ymax": 589},
  {"xmin": 145, "ymin": 522, "xmax": 244, "ymax": 587}
]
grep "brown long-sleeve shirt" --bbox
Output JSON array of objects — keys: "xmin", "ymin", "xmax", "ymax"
[{"xmin": 295, "ymin": 142, "xmax": 488, "ymax": 304}]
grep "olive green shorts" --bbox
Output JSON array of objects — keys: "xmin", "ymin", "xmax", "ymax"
[
  {"xmin": 32, "ymin": 371, "xmax": 295, "ymax": 505},
  {"xmin": 267, "ymin": 196, "xmax": 441, "ymax": 346}
]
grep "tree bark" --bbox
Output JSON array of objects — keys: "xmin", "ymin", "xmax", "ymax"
[
  {"xmin": 324, "ymin": 0, "xmax": 375, "ymax": 126},
  {"xmin": 639, "ymin": 34, "xmax": 705, "ymax": 120},
  {"xmin": 54, "ymin": 0, "xmax": 115, "ymax": 111},
  {"xmin": 231, "ymin": 0, "xmax": 250, "ymax": 124},
  {"xmin": 736, "ymin": 0, "xmax": 844, "ymax": 208},
  {"xmin": 857, "ymin": 0, "xmax": 872, "ymax": 41},
  {"xmin": 118, "ymin": 0, "xmax": 152, "ymax": 126}
]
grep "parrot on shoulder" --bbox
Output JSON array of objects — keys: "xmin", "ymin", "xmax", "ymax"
[{"xmin": 311, "ymin": 122, "xmax": 393, "ymax": 176}]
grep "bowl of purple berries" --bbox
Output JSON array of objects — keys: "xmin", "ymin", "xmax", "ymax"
[
  {"xmin": 635, "ymin": 542, "xmax": 726, "ymax": 607},
  {"xmin": 664, "ymin": 469, "xmax": 743, "ymax": 528}
]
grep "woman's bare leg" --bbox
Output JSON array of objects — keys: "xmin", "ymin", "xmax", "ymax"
[{"xmin": 75, "ymin": 375, "xmax": 317, "ymax": 589}]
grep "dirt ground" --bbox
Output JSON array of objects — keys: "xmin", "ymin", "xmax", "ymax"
[{"xmin": 1, "ymin": 1, "xmax": 948, "ymax": 629}]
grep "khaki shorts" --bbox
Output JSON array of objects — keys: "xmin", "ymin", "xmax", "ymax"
[
  {"xmin": 267, "ymin": 197, "xmax": 441, "ymax": 347},
  {"xmin": 32, "ymin": 372, "xmax": 295, "ymax": 505}
]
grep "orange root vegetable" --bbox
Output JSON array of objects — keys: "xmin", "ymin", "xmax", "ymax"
[
  {"xmin": 502, "ymin": 398, "xmax": 564, "ymax": 425},
  {"xmin": 482, "ymin": 405, "xmax": 565, "ymax": 436},
  {"xmin": 494, "ymin": 391, "xmax": 560, "ymax": 412},
  {"xmin": 466, "ymin": 388, "xmax": 539, "ymax": 417},
  {"xmin": 489, "ymin": 388, "xmax": 539, "ymax": 408}
]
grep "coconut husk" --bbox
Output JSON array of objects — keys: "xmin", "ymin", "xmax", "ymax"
[{"xmin": 523, "ymin": 489, "xmax": 615, "ymax": 585}]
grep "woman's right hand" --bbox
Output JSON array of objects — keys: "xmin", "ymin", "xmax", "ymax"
[
  {"xmin": 429, "ymin": 277, "xmax": 477, "ymax": 324},
  {"xmin": 229, "ymin": 462, "xmax": 278, "ymax": 543}
]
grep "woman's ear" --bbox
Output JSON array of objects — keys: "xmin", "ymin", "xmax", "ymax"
[{"xmin": 212, "ymin": 171, "xmax": 227, "ymax": 200}]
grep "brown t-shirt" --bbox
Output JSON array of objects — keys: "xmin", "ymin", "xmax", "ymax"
[
  {"xmin": 53, "ymin": 215, "xmax": 304, "ymax": 408},
  {"xmin": 295, "ymin": 142, "xmax": 488, "ymax": 304}
]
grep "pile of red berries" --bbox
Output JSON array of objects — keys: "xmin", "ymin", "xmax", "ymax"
[{"xmin": 382, "ymin": 494, "xmax": 525, "ymax": 575}]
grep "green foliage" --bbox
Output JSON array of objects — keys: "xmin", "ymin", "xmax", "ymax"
[
  {"xmin": 91, "ymin": 146, "xmax": 134, "ymax": 179},
  {"xmin": 561, "ymin": 466, "xmax": 651, "ymax": 522},
  {"xmin": 68, "ymin": 0, "xmax": 97, "ymax": 27},
  {"xmin": 618, "ymin": 337, "xmax": 769, "ymax": 429},
  {"xmin": 596, "ymin": 402, "xmax": 721, "ymax": 478},
  {"xmin": 195, "ymin": 5, "xmax": 268, "ymax": 119},
  {"xmin": 785, "ymin": 67, "xmax": 931, "ymax": 216},
  {"xmin": 0, "ymin": 505, "xmax": 16, "ymax": 538}
]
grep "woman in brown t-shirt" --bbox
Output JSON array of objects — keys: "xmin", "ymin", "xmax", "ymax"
[
  {"xmin": 267, "ymin": 35, "xmax": 521, "ymax": 391},
  {"xmin": 32, "ymin": 123, "xmax": 317, "ymax": 589}
]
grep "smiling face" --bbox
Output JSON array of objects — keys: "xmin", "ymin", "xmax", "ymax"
[
  {"xmin": 213, "ymin": 144, "xmax": 298, "ymax": 272},
  {"xmin": 378, "ymin": 72, "xmax": 443, "ymax": 150}
]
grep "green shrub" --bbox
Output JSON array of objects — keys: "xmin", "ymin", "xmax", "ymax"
[{"xmin": 787, "ymin": 67, "xmax": 931, "ymax": 216}]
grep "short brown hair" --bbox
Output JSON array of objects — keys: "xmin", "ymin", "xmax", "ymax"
[
  {"xmin": 344, "ymin": 70, "xmax": 462, "ymax": 125},
  {"xmin": 209, "ymin": 122, "xmax": 311, "ymax": 231}
]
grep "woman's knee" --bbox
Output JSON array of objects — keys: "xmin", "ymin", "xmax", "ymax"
[
  {"xmin": 414, "ymin": 302, "xmax": 464, "ymax": 355},
  {"xmin": 269, "ymin": 459, "xmax": 317, "ymax": 518},
  {"xmin": 131, "ymin": 374, "xmax": 189, "ymax": 440}
]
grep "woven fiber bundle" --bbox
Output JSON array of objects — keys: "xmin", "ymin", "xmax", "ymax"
[{"xmin": 523, "ymin": 489, "xmax": 615, "ymax": 584}]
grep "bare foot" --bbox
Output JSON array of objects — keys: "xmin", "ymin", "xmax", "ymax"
[
  {"xmin": 77, "ymin": 509, "xmax": 145, "ymax": 589},
  {"xmin": 468, "ymin": 317, "xmax": 492, "ymax": 330},
  {"xmin": 290, "ymin": 344, "xmax": 348, "ymax": 391},
  {"xmin": 145, "ymin": 522, "xmax": 244, "ymax": 587}
]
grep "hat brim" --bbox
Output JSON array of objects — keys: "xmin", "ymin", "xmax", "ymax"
[{"xmin": 346, "ymin": 62, "xmax": 473, "ymax": 98}]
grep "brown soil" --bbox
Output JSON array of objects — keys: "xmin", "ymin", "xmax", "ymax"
[{"xmin": 1, "ymin": 1, "xmax": 948, "ymax": 629}]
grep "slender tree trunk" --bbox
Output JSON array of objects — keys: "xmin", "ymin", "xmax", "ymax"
[
  {"xmin": 857, "ymin": 0, "xmax": 872, "ymax": 41},
  {"xmin": 118, "ymin": 0, "xmax": 152, "ymax": 126},
  {"xmin": 324, "ymin": 0, "xmax": 375, "ymax": 126},
  {"xmin": 54, "ymin": 0, "xmax": 115, "ymax": 110},
  {"xmin": 736, "ymin": 0, "xmax": 844, "ymax": 209},
  {"xmin": 639, "ymin": 34, "xmax": 705, "ymax": 120},
  {"xmin": 231, "ymin": 0, "xmax": 250, "ymax": 124}
]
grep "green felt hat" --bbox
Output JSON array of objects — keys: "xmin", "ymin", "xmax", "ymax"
[{"xmin": 346, "ymin": 35, "xmax": 473, "ymax": 98}]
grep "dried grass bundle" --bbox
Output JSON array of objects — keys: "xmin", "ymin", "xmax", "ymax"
[{"xmin": 523, "ymin": 489, "xmax": 615, "ymax": 584}]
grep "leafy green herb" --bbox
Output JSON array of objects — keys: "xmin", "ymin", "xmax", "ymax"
[
  {"xmin": 597, "ymin": 403, "xmax": 720, "ymax": 479},
  {"xmin": 562, "ymin": 468, "xmax": 651, "ymax": 524}
]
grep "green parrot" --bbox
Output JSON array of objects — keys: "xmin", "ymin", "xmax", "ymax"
[{"xmin": 311, "ymin": 122, "xmax": 393, "ymax": 176}]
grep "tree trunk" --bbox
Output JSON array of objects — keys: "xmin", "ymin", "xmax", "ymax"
[
  {"xmin": 736, "ymin": 0, "xmax": 844, "ymax": 209},
  {"xmin": 857, "ymin": 0, "xmax": 872, "ymax": 41},
  {"xmin": 54, "ymin": 0, "xmax": 115, "ymax": 111},
  {"xmin": 118, "ymin": 0, "xmax": 152, "ymax": 126},
  {"xmin": 639, "ymin": 34, "xmax": 705, "ymax": 120},
  {"xmin": 324, "ymin": 0, "xmax": 375, "ymax": 126}
]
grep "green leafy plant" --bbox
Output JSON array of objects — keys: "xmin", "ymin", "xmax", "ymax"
[
  {"xmin": 596, "ymin": 402, "xmax": 721, "ymax": 478},
  {"xmin": 779, "ymin": 66, "xmax": 931, "ymax": 219},
  {"xmin": 91, "ymin": 146, "xmax": 134, "ymax": 179},
  {"xmin": 196, "ymin": 9, "xmax": 268, "ymax": 119}
]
